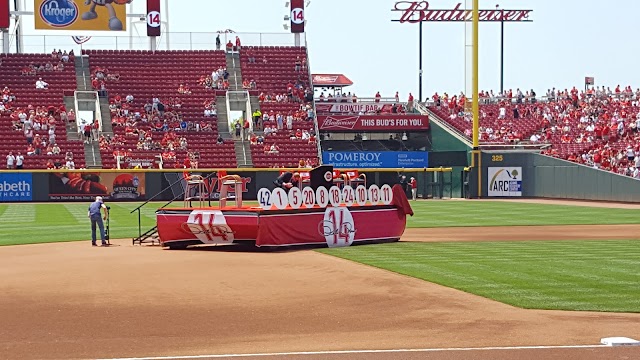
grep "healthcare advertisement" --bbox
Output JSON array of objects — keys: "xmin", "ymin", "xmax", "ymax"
[
  {"xmin": 34, "ymin": 0, "xmax": 129, "ymax": 31},
  {"xmin": 0, "ymin": 173, "xmax": 33, "ymax": 202}
]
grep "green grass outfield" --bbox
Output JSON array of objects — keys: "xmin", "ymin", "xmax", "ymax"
[
  {"xmin": 0, "ymin": 200, "xmax": 638, "ymax": 246},
  {"xmin": 1, "ymin": 200, "xmax": 639, "ymax": 313},
  {"xmin": 319, "ymin": 241, "xmax": 640, "ymax": 313}
]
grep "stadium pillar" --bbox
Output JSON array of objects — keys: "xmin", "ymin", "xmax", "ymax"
[
  {"xmin": 418, "ymin": 21, "xmax": 423, "ymax": 102},
  {"xmin": 2, "ymin": 30, "xmax": 8, "ymax": 53},
  {"xmin": 471, "ymin": 0, "xmax": 480, "ymax": 198},
  {"xmin": 150, "ymin": 37, "xmax": 157, "ymax": 52}
]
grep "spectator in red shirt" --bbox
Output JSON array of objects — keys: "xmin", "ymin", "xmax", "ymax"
[{"xmin": 410, "ymin": 177, "xmax": 417, "ymax": 200}]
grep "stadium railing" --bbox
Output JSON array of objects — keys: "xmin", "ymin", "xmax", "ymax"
[{"xmin": 14, "ymin": 32, "xmax": 307, "ymax": 54}]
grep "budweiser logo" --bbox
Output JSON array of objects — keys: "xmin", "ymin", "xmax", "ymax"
[
  {"xmin": 313, "ymin": 75, "xmax": 339, "ymax": 83},
  {"xmin": 320, "ymin": 117, "xmax": 358, "ymax": 129},
  {"xmin": 392, "ymin": 1, "xmax": 532, "ymax": 23}
]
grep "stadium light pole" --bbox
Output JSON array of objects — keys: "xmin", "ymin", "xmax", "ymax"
[
  {"xmin": 472, "ymin": 0, "xmax": 480, "ymax": 197},
  {"xmin": 496, "ymin": 4, "xmax": 504, "ymax": 95},
  {"xmin": 418, "ymin": 21, "xmax": 423, "ymax": 102}
]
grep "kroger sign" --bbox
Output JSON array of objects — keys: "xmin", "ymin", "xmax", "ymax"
[{"xmin": 40, "ymin": 0, "xmax": 78, "ymax": 28}]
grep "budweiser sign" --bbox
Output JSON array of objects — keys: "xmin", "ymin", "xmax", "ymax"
[
  {"xmin": 318, "ymin": 115, "xmax": 429, "ymax": 131},
  {"xmin": 315, "ymin": 103, "xmax": 395, "ymax": 114},
  {"xmin": 392, "ymin": 1, "xmax": 533, "ymax": 23},
  {"xmin": 311, "ymin": 73, "xmax": 353, "ymax": 87},
  {"xmin": 313, "ymin": 75, "xmax": 339, "ymax": 83}
]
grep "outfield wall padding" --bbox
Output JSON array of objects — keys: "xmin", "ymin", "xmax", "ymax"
[
  {"xmin": 0, "ymin": 168, "xmax": 454, "ymax": 203},
  {"xmin": 480, "ymin": 152, "xmax": 640, "ymax": 203}
]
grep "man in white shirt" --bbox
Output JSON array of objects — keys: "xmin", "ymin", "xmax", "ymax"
[
  {"xmin": 66, "ymin": 159, "xmax": 76, "ymax": 170},
  {"xmin": 498, "ymin": 106, "xmax": 506, "ymax": 119},
  {"xmin": 6, "ymin": 151, "xmax": 15, "ymax": 169},
  {"xmin": 15, "ymin": 152, "xmax": 24, "ymax": 169},
  {"xmin": 35, "ymin": 78, "xmax": 48, "ymax": 90}
]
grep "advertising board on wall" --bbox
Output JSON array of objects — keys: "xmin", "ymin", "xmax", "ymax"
[
  {"xmin": 323, "ymin": 151, "xmax": 428, "ymax": 169},
  {"xmin": 34, "ymin": 0, "xmax": 128, "ymax": 31},
  {"xmin": 318, "ymin": 115, "xmax": 429, "ymax": 131},
  {"xmin": 48, "ymin": 172, "xmax": 145, "ymax": 201},
  {"xmin": 488, "ymin": 167, "xmax": 522, "ymax": 197},
  {"xmin": 0, "ymin": 0, "xmax": 9, "ymax": 29},
  {"xmin": 0, "ymin": 173, "xmax": 33, "ymax": 202},
  {"xmin": 315, "ymin": 103, "xmax": 396, "ymax": 114}
]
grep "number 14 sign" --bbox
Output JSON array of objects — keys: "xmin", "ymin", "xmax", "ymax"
[
  {"xmin": 290, "ymin": 0, "xmax": 305, "ymax": 33},
  {"xmin": 147, "ymin": 0, "xmax": 161, "ymax": 37}
]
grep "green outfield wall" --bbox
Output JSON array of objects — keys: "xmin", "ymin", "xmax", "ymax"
[{"xmin": 473, "ymin": 151, "xmax": 640, "ymax": 202}]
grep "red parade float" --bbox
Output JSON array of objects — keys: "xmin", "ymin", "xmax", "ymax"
[{"xmin": 154, "ymin": 166, "xmax": 413, "ymax": 249}]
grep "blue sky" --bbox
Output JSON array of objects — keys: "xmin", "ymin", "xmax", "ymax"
[{"xmin": 12, "ymin": 0, "xmax": 640, "ymax": 100}]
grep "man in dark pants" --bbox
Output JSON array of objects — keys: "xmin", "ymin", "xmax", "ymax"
[
  {"xmin": 88, "ymin": 196, "xmax": 109, "ymax": 247},
  {"xmin": 274, "ymin": 171, "xmax": 300, "ymax": 192}
]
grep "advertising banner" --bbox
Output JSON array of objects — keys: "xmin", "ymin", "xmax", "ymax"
[
  {"xmin": 0, "ymin": 173, "xmax": 33, "ymax": 202},
  {"xmin": 146, "ymin": 0, "xmax": 160, "ymax": 37},
  {"xmin": 48, "ymin": 172, "xmax": 145, "ymax": 201},
  {"xmin": 0, "ymin": 0, "xmax": 9, "ymax": 29},
  {"xmin": 318, "ymin": 115, "xmax": 429, "ymax": 131},
  {"xmin": 323, "ymin": 151, "xmax": 428, "ymax": 169},
  {"xmin": 34, "ymin": 0, "xmax": 128, "ymax": 31},
  {"xmin": 488, "ymin": 167, "xmax": 522, "ymax": 197},
  {"xmin": 290, "ymin": 0, "xmax": 304, "ymax": 33},
  {"xmin": 311, "ymin": 74, "xmax": 353, "ymax": 87},
  {"xmin": 392, "ymin": 2, "xmax": 533, "ymax": 23},
  {"xmin": 315, "ymin": 103, "xmax": 395, "ymax": 114}
]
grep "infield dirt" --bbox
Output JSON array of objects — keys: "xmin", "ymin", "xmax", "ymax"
[{"xmin": 0, "ymin": 224, "xmax": 638, "ymax": 360}]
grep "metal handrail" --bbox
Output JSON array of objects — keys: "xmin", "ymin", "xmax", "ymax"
[{"xmin": 130, "ymin": 171, "xmax": 218, "ymax": 239}]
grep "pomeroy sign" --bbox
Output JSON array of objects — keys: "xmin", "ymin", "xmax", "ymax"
[
  {"xmin": 392, "ymin": 1, "xmax": 533, "ymax": 23},
  {"xmin": 323, "ymin": 151, "xmax": 428, "ymax": 169},
  {"xmin": 318, "ymin": 115, "xmax": 429, "ymax": 131}
]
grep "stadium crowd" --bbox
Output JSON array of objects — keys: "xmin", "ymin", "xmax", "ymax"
[{"xmin": 427, "ymin": 85, "xmax": 640, "ymax": 179}]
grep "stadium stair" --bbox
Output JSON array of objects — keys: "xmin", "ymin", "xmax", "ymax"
[
  {"xmin": 84, "ymin": 142, "xmax": 102, "ymax": 168},
  {"xmin": 63, "ymin": 94, "xmax": 78, "ymax": 140},
  {"xmin": 234, "ymin": 141, "xmax": 253, "ymax": 167},
  {"xmin": 215, "ymin": 95, "xmax": 232, "ymax": 138},
  {"xmin": 74, "ymin": 55, "xmax": 91, "ymax": 91},
  {"xmin": 225, "ymin": 52, "xmax": 242, "ymax": 91}
]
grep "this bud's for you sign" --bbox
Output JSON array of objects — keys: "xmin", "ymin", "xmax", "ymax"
[{"xmin": 318, "ymin": 115, "xmax": 429, "ymax": 131}]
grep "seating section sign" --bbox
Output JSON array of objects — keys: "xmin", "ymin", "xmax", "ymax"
[
  {"xmin": 317, "ymin": 115, "xmax": 429, "ymax": 131},
  {"xmin": 488, "ymin": 167, "xmax": 522, "ymax": 197},
  {"xmin": 323, "ymin": 151, "xmax": 429, "ymax": 168}
]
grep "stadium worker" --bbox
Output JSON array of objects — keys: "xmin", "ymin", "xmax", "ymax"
[
  {"xmin": 274, "ymin": 171, "xmax": 300, "ymax": 192},
  {"xmin": 88, "ymin": 196, "xmax": 109, "ymax": 247}
]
